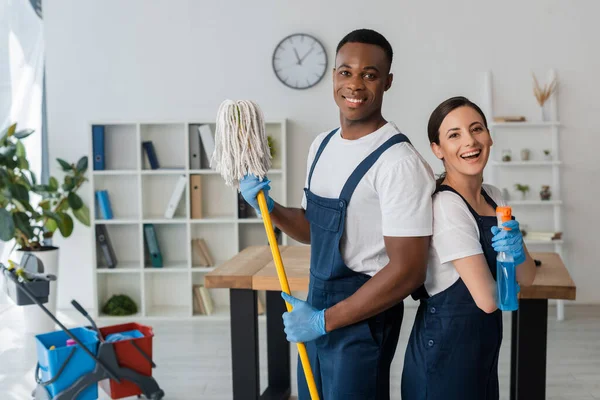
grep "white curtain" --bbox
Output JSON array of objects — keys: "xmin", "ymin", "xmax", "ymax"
[{"xmin": 0, "ymin": 0, "xmax": 44, "ymax": 306}]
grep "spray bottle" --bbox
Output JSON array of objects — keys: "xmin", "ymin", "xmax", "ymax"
[{"xmin": 496, "ymin": 206, "xmax": 519, "ymax": 311}]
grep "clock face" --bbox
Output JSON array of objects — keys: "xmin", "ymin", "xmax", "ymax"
[{"xmin": 272, "ymin": 34, "xmax": 328, "ymax": 90}]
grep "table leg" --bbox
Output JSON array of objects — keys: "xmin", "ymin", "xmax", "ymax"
[
  {"xmin": 260, "ymin": 290, "xmax": 291, "ymax": 400},
  {"xmin": 510, "ymin": 299, "xmax": 548, "ymax": 400},
  {"xmin": 230, "ymin": 289, "xmax": 259, "ymax": 399}
]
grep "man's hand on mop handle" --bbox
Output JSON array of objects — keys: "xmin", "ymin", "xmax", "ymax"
[
  {"xmin": 240, "ymin": 174, "xmax": 275, "ymax": 215},
  {"xmin": 281, "ymin": 292, "xmax": 327, "ymax": 343}
]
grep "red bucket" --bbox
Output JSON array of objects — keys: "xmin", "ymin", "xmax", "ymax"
[{"xmin": 98, "ymin": 323, "xmax": 154, "ymax": 399}]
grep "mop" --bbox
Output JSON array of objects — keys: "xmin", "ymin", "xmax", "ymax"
[{"xmin": 212, "ymin": 100, "xmax": 320, "ymax": 400}]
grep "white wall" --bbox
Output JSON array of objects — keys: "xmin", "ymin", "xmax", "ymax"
[{"xmin": 44, "ymin": 0, "xmax": 600, "ymax": 308}]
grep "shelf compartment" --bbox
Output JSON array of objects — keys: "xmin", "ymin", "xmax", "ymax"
[
  {"xmin": 192, "ymin": 272, "xmax": 221, "ymax": 316},
  {"xmin": 96, "ymin": 272, "xmax": 142, "ymax": 318},
  {"xmin": 140, "ymin": 123, "xmax": 186, "ymax": 170},
  {"xmin": 191, "ymin": 174, "xmax": 236, "ymax": 219},
  {"xmin": 141, "ymin": 174, "xmax": 188, "ymax": 220},
  {"xmin": 92, "ymin": 124, "xmax": 138, "ymax": 171},
  {"xmin": 265, "ymin": 122, "xmax": 285, "ymax": 170},
  {"xmin": 143, "ymin": 223, "xmax": 188, "ymax": 269},
  {"xmin": 95, "ymin": 223, "xmax": 141, "ymax": 270},
  {"xmin": 144, "ymin": 272, "xmax": 191, "ymax": 317},
  {"xmin": 93, "ymin": 175, "xmax": 140, "ymax": 220},
  {"xmin": 190, "ymin": 223, "xmax": 236, "ymax": 268},
  {"xmin": 239, "ymin": 224, "xmax": 280, "ymax": 250}
]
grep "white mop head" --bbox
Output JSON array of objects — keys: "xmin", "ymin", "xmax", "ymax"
[{"xmin": 211, "ymin": 100, "xmax": 272, "ymax": 189}]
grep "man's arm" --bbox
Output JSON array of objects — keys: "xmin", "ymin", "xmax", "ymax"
[
  {"xmin": 324, "ymin": 235, "xmax": 429, "ymax": 332},
  {"xmin": 270, "ymin": 202, "xmax": 311, "ymax": 244}
]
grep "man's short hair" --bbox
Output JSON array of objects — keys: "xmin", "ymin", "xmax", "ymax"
[{"xmin": 336, "ymin": 29, "xmax": 393, "ymax": 67}]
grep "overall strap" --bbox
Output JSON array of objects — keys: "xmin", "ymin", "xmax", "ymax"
[
  {"xmin": 307, "ymin": 128, "xmax": 339, "ymax": 190},
  {"xmin": 338, "ymin": 133, "xmax": 410, "ymax": 203},
  {"xmin": 437, "ymin": 184, "xmax": 498, "ymax": 217}
]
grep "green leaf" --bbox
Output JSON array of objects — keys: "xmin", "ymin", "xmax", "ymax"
[
  {"xmin": 56, "ymin": 200, "xmax": 69, "ymax": 212},
  {"xmin": 44, "ymin": 217, "xmax": 57, "ymax": 233},
  {"xmin": 13, "ymin": 212, "xmax": 35, "ymax": 239},
  {"xmin": 39, "ymin": 199, "xmax": 51, "ymax": 210},
  {"xmin": 18, "ymin": 157, "xmax": 29, "ymax": 170},
  {"xmin": 9, "ymin": 183, "xmax": 29, "ymax": 203},
  {"xmin": 16, "ymin": 174, "xmax": 31, "ymax": 190},
  {"xmin": 76, "ymin": 156, "xmax": 88, "ymax": 173},
  {"xmin": 0, "ymin": 143, "xmax": 16, "ymax": 158},
  {"xmin": 48, "ymin": 177, "xmax": 59, "ymax": 191},
  {"xmin": 67, "ymin": 192, "xmax": 83, "ymax": 210},
  {"xmin": 15, "ymin": 140, "xmax": 26, "ymax": 158},
  {"xmin": 0, "ymin": 123, "xmax": 16, "ymax": 146},
  {"xmin": 57, "ymin": 212, "xmax": 73, "ymax": 237},
  {"xmin": 13, "ymin": 129, "xmax": 34, "ymax": 140},
  {"xmin": 11, "ymin": 199, "xmax": 28, "ymax": 212},
  {"xmin": 57, "ymin": 158, "xmax": 72, "ymax": 171},
  {"xmin": 73, "ymin": 204, "xmax": 90, "ymax": 226},
  {"xmin": 62, "ymin": 176, "xmax": 75, "ymax": 192},
  {"xmin": 29, "ymin": 170, "xmax": 37, "ymax": 185},
  {"xmin": 0, "ymin": 208, "xmax": 15, "ymax": 241}
]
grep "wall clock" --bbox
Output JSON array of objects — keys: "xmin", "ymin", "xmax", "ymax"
[{"xmin": 272, "ymin": 33, "xmax": 327, "ymax": 90}]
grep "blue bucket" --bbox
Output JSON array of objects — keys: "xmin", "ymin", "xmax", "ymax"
[{"xmin": 35, "ymin": 327, "xmax": 99, "ymax": 399}]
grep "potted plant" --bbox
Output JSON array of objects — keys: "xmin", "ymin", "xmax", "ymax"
[
  {"xmin": 514, "ymin": 183, "xmax": 530, "ymax": 200},
  {"xmin": 543, "ymin": 149, "xmax": 552, "ymax": 161},
  {"xmin": 0, "ymin": 123, "xmax": 90, "ymax": 332},
  {"xmin": 540, "ymin": 185, "xmax": 552, "ymax": 201}
]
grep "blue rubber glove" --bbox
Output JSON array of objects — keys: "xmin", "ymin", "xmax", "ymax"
[
  {"xmin": 239, "ymin": 174, "xmax": 274, "ymax": 215},
  {"xmin": 491, "ymin": 220, "xmax": 526, "ymax": 266},
  {"xmin": 281, "ymin": 292, "xmax": 327, "ymax": 343}
]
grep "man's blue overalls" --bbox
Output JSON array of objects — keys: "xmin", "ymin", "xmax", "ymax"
[
  {"xmin": 401, "ymin": 185, "xmax": 503, "ymax": 400},
  {"xmin": 298, "ymin": 128, "xmax": 408, "ymax": 399}
]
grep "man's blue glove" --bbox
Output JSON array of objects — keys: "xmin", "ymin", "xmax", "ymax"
[
  {"xmin": 491, "ymin": 219, "xmax": 526, "ymax": 266},
  {"xmin": 239, "ymin": 174, "xmax": 274, "ymax": 215},
  {"xmin": 281, "ymin": 292, "xmax": 327, "ymax": 343}
]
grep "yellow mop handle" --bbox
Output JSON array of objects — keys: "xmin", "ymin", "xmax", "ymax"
[{"xmin": 256, "ymin": 190, "xmax": 320, "ymax": 400}]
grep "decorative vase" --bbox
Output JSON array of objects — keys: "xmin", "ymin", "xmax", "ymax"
[
  {"xmin": 541, "ymin": 102, "xmax": 551, "ymax": 122},
  {"xmin": 13, "ymin": 247, "xmax": 59, "ymax": 334},
  {"xmin": 520, "ymin": 149, "xmax": 530, "ymax": 161},
  {"xmin": 540, "ymin": 185, "xmax": 552, "ymax": 201}
]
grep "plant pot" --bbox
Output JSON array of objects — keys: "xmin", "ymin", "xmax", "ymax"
[
  {"xmin": 541, "ymin": 102, "xmax": 551, "ymax": 122},
  {"xmin": 13, "ymin": 246, "xmax": 59, "ymax": 334},
  {"xmin": 520, "ymin": 149, "xmax": 530, "ymax": 161}
]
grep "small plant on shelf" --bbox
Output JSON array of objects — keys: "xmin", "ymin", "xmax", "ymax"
[
  {"xmin": 543, "ymin": 149, "xmax": 552, "ymax": 161},
  {"xmin": 514, "ymin": 183, "xmax": 530, "ymax": 200}
]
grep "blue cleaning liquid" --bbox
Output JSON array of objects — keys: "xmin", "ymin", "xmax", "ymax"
[{"xmin": 497, "ymin": 257, "xmax": 519, "ymax": 311}]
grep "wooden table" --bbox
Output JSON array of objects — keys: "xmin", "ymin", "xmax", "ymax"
[{"xmin": 205, "ymin": 246, "xmax": 576, "ymax": 400}]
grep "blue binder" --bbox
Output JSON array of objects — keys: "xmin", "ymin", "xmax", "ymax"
[
  {"xmin": 143, "ymin": 224, "xmax": 163, "ymax": 268},
  {"xmin": 95, "ymin": 190, "xmax": 114, "ymax": 220},
  {"xmin": 142, "ymin": 141, "xmax": 160, "ymax": 169},
  {"xmin": 92, "ymin": 125, "xmax": 105, "ymax": 170}
]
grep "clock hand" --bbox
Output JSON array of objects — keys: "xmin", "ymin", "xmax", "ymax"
[
  {"xmin": 299, "ymin": 47, "xmax": 315, "ymax": 63},
  {"xmin": 293, "ymin": 47, "xmax": 302, "ymax": 65}
]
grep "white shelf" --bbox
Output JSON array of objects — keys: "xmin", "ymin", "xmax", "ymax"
[
  {"xmin": 490, "ymin": 121, "xmax": 560, "ymax": 128},
  {"xmin": 507, "ymin": 200, "xmax": 562, "ymax": 206},
  {"xmin": 490, "ymin": 161, "xmax": 561, "ymax": 167},
  {"xmin": 90, "ymin": 119, "xmax": 288, "ymax": 320},
  {"xmin": 524, "ymin": 239, "xmax": 564, "ymax": 245}
]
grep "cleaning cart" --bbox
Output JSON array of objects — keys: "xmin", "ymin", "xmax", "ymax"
[{"xmin": 1, "ymin": 262, "xmax": 165, "ymax": 400}]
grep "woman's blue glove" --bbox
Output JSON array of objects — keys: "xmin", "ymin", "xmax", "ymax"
[
  {"xmin": 239, "ymin": 174, "xmax": 274, "ymax": 215},
  {"xmin": 281, "ymin": 292, "xmax": 326, "ymax": 343},
  {"xmin": 491, "ymin": 220, "xmax": 526, "ymax": 266}
]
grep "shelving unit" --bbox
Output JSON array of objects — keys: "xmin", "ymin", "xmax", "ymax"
[
  {"xmin": 483, "ymin": 70, "xmax": 567, "ymax": 320},
  {"xmin": 89, "ymin": 120, "xmax": 287, "ymax": 320}
]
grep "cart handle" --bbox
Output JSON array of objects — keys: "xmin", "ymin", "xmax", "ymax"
[
  {"xmin": 35, "ymin": 347, "xmax": 77, "ymax": 386},
  {"xmin": 71, "ymin": 299, "xmax": 105, "ymax": 342},
  {"xmin": 130, "ymin": 340, "xmax": 157, "ymax": 368}
]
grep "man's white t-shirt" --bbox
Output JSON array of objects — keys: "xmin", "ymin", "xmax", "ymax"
[
  {"xmin": 424, "ymin": 184, "xmax": 506, "ymax": 296},
  {"xmin": 301, "ymin": 122, "xmax": 436, "ymax": 276}
]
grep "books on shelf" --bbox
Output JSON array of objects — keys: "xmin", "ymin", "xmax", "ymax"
[
  {"xmin": 92, "ymin": 125, "xmax": 105, "ymax": 170},
  {"xmin": 143, "ymin": 224, "xmax": 163, "ymax": 268},
  {"xmin": 524, "ymin": 231, "xmax": 562, "ymax": 241},
  {"xmin": 142, "ymin": 141, "xmax": 160, "ymax": 169},
  {"xmin": 95, "ymin": 224, "xmax": 117, "ymax": 268},
  {"xmin": 164, "ymin": 174, "xmax": 187, "ymax": 219},
  {"xmin": 193, "ymin": 284, "xmax": 214, "ymax": 315},
  {"xmin": 493, "ymin": 116, "xmax": 526, "ymax": 123},
  {"xmin": 190, "ymin": 175, "xmax": 203, "ymax": 219},
  {"xmin": 196, "ymin": 125, "xmax": 215, "ymax": 169},
  {"xmin": 95, "ymin": 190, "xmax": 114, "ymax": 220},
  {"xmin": 192, "ymin": 238, "xmax": 214, "ymax": 266}
]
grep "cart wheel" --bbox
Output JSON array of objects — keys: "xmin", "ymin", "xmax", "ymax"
[{"xmin": 150, "ymin": 389, "xmax": 165, "ymax": 400}]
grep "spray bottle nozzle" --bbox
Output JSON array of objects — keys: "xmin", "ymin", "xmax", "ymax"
[{"xmin": 496, "ymin": 206, "xmax": 512, "ymax": 230}]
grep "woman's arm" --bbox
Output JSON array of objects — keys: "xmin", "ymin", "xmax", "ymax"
[
  {"xmin": 516, "ymin": 244, "xmax": 537, "ymax": 286},
  {"xmin": 452, "ymin": 254, "xmax": 498, "ymax": 313}
]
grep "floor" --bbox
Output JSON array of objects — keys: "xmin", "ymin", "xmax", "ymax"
[{"xmin": 0, "ymin": 304, "xmax": 599, "ymax": 399}]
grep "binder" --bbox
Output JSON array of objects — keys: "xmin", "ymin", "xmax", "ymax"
[
  {"xmin": 189, "ymin": 127, "xmax": 201, "ymax": 169},
  {"xmin": 95, "ymin": 224, "xmax": 118, "ymax": 268},
  {"xmin": 190, "ymin": 175, "xmax": 203, "ymax": 219},
  {"xmin": 199, "ymin": 286, "xmax": 214, "ymax": 315},
  {"xmin": 95, "ymin": 190, "xmax": 114, "ymax": 220},
  {"xmin": 142, "ymin": 141, "xmax": 160, "ymax": 169},
  {"xmin": 92, "ymin": 125, "xmax": 105, "ymax": 170},
  {"xmin": 143, "ymin": 224, "xmax": 163, "ymax": 268},
  {"xmin": 196, "ymin": 238, "xmax": 214, "ymax": 266},
  {"xmin": 237, "ymin": 192, "xmax": 248, "ymax": 219},
  {"xmin": 197, "ymin": 125, "xmax": 215, "ymax": 169},
  {"xmin": 164, "ymin": 174, "xmax": 187, "ymax": 219},
  {"xmin": 192, "ymin": 239, "xmax": 209, "ymax": 266}
]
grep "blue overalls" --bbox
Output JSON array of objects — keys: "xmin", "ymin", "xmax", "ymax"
[
  {"xmin": 401, "ymin": 185, "xmax": 503, "ymax": 400},
  {"xmin": 297, "ymin": 128, "xmax": 409, "ymax": 400}
]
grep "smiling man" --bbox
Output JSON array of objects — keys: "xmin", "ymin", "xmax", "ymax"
[{"xmin": 240, "ymin": 29, "xmax": 435, "ymax": 399}]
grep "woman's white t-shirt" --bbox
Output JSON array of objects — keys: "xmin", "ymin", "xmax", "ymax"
[{"xmin": 424, "ymin": 184, "xmax": 506, "ymax": 297}]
